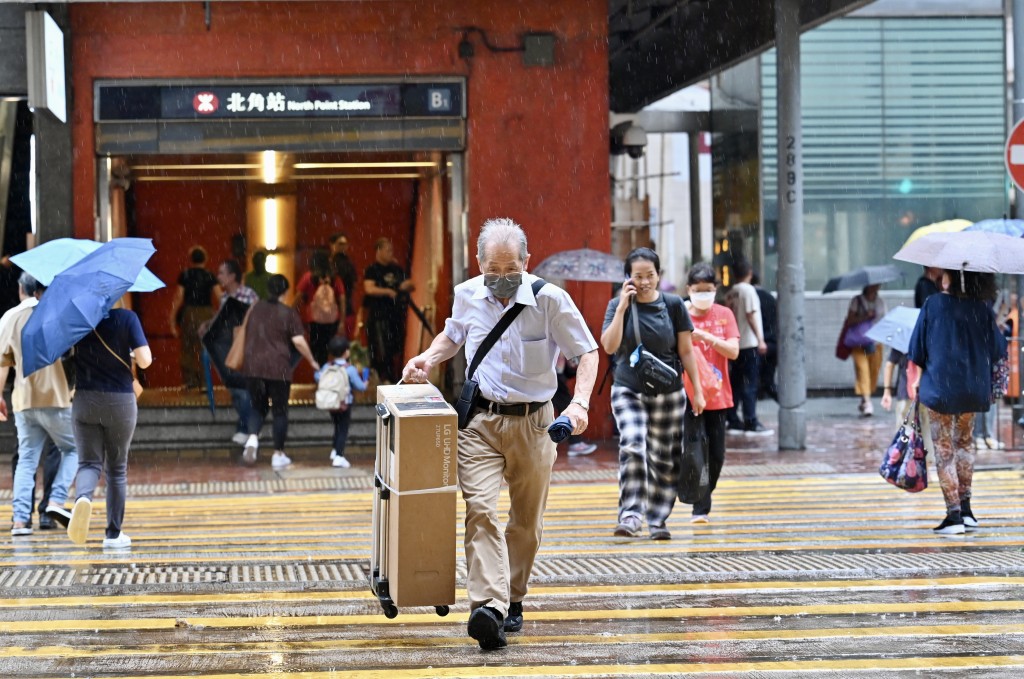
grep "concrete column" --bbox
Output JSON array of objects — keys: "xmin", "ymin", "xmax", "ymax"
[
  {"xmin": 688, "ymin": 131, "xmax": 702, "ymax": 262},
  {"xmin": 29, "ymin": 5, "xmax": 73, "ymax": 243},
  {"xmin": 775, "ymin": 0, "xmax": 807, "ymax": 450},
  {"xmin": 1013, "ymin": 0, "xmax": 1024, "ymax": 423}
]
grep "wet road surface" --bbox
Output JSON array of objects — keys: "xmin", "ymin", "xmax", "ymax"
[{"xmin": 2, "ymin": 456, "xmax": 1024, "ymax": 678}]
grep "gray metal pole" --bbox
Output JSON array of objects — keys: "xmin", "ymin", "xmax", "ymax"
[
  {"xmin": 1013, "ymin": 0, "xmax": 1024, "ymax": 423},
  {"xmin": 775, "ymin": 0, "xmax": 807, "ymax": 449},
  {"xmin": 688, "ymin": 131, "xmax": 702, "ymax": 262}
]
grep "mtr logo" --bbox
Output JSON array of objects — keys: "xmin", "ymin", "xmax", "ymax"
[{"xmin": 193, "ymin": 92, "xmax": 219, "ymax": 115}]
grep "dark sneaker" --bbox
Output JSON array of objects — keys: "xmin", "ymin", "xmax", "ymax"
[
  {"xmin": 726, "ymin": 421, "xmax": 745, "ymax": 436},
  {"xmin": 744, "ymin": 422, "xmax": 774, "ymax": 437},
  {"xmin": 613, "ymin": 517, "xmax": 641, "ymax": 537},
  {"xmin": 38, "ymin": 514, "xmax": 56, "ymax": 530},
  {"xmin": 504, "ymin": 601, "xmax": 523, "ymax": 633},
  {"xmin": 467, "ymin": 606, "xmax": 507, "ymax": 650},
  {"xmin": 650, "ymin": 526, "xmax": 672, "ymax": 540},
  {"xmin": 934, "ymin": 512, "xmax": 965, "ymax": 535},
  {"xmin": 46, "ymin": 505, "xmax": 72, "ymax": 528}
]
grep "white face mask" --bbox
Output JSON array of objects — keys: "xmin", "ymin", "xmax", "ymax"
[{"xmin": 690, "ymin": 291, "xmax": 716, "ymax": 310}]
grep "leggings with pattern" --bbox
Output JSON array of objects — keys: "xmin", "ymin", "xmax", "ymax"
[{"xmin": 925, "ymin": 408, "xmax": 976, "ymax": 512}]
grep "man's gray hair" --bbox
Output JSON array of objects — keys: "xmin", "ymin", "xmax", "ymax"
[
  {"xmin": 477, "ymin": 217, "xmax": 528, "ymax": 263},
  {"xmin": 17, "ymin": 272, "xmax": 41, "ymax": 296}
]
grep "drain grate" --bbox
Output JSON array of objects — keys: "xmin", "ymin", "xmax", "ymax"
[{"xmin": 3, "ymin": 551, "xmax": 1023, "ymax": 592}]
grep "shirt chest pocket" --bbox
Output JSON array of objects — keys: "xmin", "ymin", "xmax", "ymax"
[{"xmin": 520, "ymin": 338, "xmax": 553, "ymax": 377}]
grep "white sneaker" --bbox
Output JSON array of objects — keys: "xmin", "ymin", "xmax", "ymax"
[
  {"xmin": 102, "ymin": 532, "xmax": 131, "ymax": 549},
  {"xmin": 332, "ymin": 455, "xmax": 351, "ymax": 468},
  {"xmin": 329, "ymin": 449, "xmax": 338, "ymax": 460},
  {"xmin": 567, "ymin": 442, "xmax": 597, "ymax": 456},
  {"xmin": 984, "ymin": 437, "xmax": 1005, "ymax": 450},
  {"xmin": 271, "ymin": 451, "xmax": 292, "ymax": 469},
  {"xmin": 974, "ymin": 437, "xmax": 987, "ymax": 450},
  {"xmin": 67, "ymin": 497, "xmax": 92, "ymax": 545},
  {"xmin": 231, "ymin": 432, "xmax": 248, "ymax": 446},
  {"xmin": 690, "ymin": 515, "xmax": 710, "ymax": 524}
]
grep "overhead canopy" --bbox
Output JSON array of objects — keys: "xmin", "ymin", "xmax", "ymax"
[{"xmin": 609, "ymin": 0, "xmax": 875, "ymax": 112}]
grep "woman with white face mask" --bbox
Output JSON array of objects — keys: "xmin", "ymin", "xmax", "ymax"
[{"xmin": 683, "ymin": 263, "xmax": 740, "ymax": 523}]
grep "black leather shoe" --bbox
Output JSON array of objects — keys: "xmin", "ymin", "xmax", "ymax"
[
  {"xmin": 468, "ymin": 606, "xmax": 507, "ymax": 650},
  {"xmin": 38, "ymin": 514, "xmax": 56, "ymax": 530},
  {"xmin": 504, "ymin": 601, "xmax": 523, "ymax": 632},
  {"xmin": 45, "ymin": 505, "xmax": 72, "ymax": 528}
]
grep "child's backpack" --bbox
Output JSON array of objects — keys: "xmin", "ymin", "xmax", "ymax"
[
  {"xmin": 311, "ymin": 278, "xmax": 339, "ymax": 324},
  {"xmin": 315, "ymin": 364, "xmax": 351, "ymax": 410}
]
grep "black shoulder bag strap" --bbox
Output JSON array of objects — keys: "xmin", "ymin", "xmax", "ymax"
[
  {"xmin": 466, "ymin": 278, "xmax": 547, "ymax": 380},
  {"xmin": 629, "ymin": 297, "xmax": 643, "ymax": 349}
]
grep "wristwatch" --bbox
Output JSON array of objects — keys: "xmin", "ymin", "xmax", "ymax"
[{"xmin": 570, "ymin": 397, "xmax": 590, "ymax": 411}]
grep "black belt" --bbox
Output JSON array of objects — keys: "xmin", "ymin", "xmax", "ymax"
[{"xmin": 476, "ymin": 397, "xmax": 546, "ymax": 417}]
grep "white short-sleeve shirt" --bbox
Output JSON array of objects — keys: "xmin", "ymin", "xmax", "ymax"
[{"xmin": 443, "ymin": 273, "xmax": 598, "ymax": 403}]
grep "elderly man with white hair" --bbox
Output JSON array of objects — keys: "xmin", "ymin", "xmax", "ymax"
[{"xmin": 404, "ymin": 217, "xmax": 599, "ymax": 650}]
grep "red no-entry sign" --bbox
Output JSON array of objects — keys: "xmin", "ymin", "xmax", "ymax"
[{"xmin": 1005, "ymin": 118, "xmax": 1024, "ymax": 192}]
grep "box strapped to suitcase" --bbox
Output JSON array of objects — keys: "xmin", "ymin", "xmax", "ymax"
[{"xmin": 369, "ymin": 383, "xmax": 458, "ymax": 619}]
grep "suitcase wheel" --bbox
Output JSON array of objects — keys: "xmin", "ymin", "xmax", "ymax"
[
  {"xmin": 382, "ymin": 603, "xmax": 399, "ymax": 619},
  {"xmin": 435, "ymin": 605, "xmax": 450, "ymax": 617}
]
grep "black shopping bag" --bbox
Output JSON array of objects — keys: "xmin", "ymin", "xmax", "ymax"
[{"xmin": 678, "ymin": 416, "xmax": 710, "ymax": 505}]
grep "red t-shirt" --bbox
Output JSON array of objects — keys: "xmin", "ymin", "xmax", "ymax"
[
  {"xmin": 688, "ymin": 303, "xmax": 739, "ymax": 411},
  {"xmin": 296, "ymin": 271, "xmax": 346, "ymax": 325}
]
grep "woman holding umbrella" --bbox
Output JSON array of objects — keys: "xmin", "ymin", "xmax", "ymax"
[
  {"xmin": 907, "ymin": 270, "xmax": 1006, "ymax": 535},
  {"xmin": 844, "ymin": 285, "xmax": 886, "ymax": 417},
  {"xmin": 66, "ymin": 306, "xmax": 152, "ymax": 549}
]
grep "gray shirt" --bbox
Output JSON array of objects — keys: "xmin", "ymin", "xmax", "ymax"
[{"xmin": 602, "ymin": 292, "xmax": 693, "ymax": 393}]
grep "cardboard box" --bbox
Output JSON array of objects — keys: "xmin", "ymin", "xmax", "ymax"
[{"xmin": 375, "ymin": 384, "xmax": 458, "ymax": 608}]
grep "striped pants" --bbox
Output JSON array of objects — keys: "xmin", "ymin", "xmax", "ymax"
[{"xmin": 611, "ymin": 385, "xmax": 685, "ymax": 532}]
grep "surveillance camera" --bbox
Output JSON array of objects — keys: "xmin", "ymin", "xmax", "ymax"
[{"xmin": 610, "ymin": 121, "xmax": 647, "ymax": 158}]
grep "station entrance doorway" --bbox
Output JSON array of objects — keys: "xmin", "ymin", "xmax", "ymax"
[{"xmin": 93, "ymin": 79, "xmax": 467, "ymax": 391}]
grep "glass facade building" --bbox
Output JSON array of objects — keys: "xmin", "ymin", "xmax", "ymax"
[{"xmin": 713, "ymin": 16, "xmax": 1006, "ymax": 291}]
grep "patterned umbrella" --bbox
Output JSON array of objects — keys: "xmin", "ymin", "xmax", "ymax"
[{"xmin": 531, "ymin": 249, "xmax": 624, "ymax": 283}]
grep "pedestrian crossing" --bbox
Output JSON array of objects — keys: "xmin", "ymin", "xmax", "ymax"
[{"xmin": 2, "ymin": 469, "xmax": 1023, "ymax": 677}]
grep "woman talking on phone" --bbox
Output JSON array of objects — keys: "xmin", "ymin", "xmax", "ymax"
[{"xmin": 600, "ymin": 247, "xmax": 705, "ymax": 540}]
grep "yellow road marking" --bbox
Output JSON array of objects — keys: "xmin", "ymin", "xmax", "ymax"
[
  {"xmin": 0, "ymin": 575, "xmax": 1020, "ymax": 609},
  {"xmin": 5, "ymin": 599, "xmax": 1024, "ymax": 633},
  {"xmin": 4, "ymin": 623, "xmax": 1024, "ymax": 658},
  {"xmin": 31, "ymin": 655, "xmax": 1024, "ymax": 678}
]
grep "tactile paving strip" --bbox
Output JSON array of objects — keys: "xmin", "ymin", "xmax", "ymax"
[{"xmin": 3, "ymin": 550, "xmax": 1023, "ymax": 591}]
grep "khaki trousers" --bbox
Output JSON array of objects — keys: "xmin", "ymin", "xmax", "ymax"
[
  {"xmin": 457, "ymin": 402, "xmax": 556, "ymax": 618},
  {"xmin": 851, "ymin": 346, "xmax": 882, "ymax": 398}
]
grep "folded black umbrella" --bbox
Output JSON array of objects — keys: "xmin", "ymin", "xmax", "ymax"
[
  {"xmin": 201, "ymin": 297, "xmax": 252, "ymax": 389},
  {"xmin": 822, "ymin": 265, "xmax": 904, "ymax": 294},
  {"xmin": 547, "ymin": 415, "xmax": 573, "ymax": 443}
]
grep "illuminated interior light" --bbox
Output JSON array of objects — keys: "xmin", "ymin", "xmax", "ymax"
[
  {"xmin": 261, "ymin": 150, "xmax": 278, "ymax": 183},
  {"xmin": 263, "ymin": 198, "xmax": 278, "ymax": 252}
]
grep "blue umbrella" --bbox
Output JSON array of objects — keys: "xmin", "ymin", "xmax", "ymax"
[
  {"xmin": 964, "ymin": 219, "xmax": 1024, "ymax": 238},
  {"xmin": 10, "ymin": 238, "xmax": 165, "ymax": 292},
  {"xmin": 21, "ymin": 238, "xmax": 157, "ymax": 376},
  {"xmin": 865, "ymin": 306, "xmax": 920, "ymax": 354}
]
